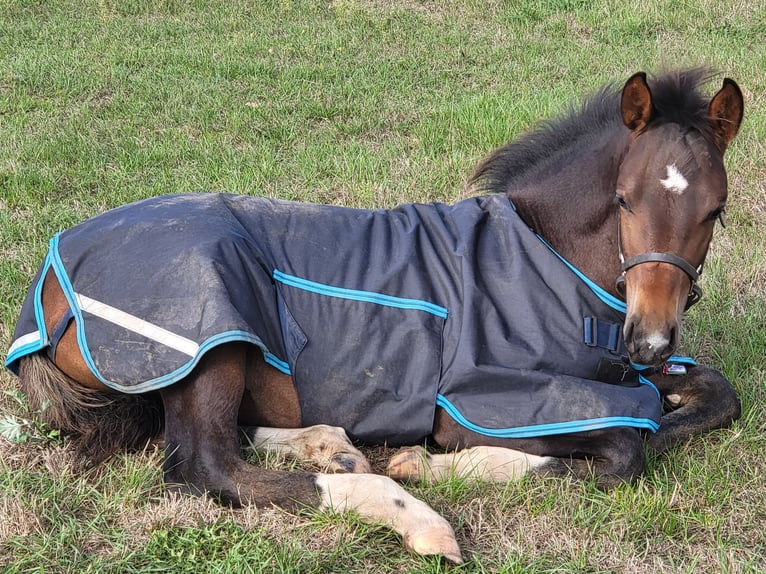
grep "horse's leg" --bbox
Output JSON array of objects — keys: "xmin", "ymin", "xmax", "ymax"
[
  {"xmin": 388, "ymin": 445, "xmax": 553, "ymax": 483},
  {"xmin": 389, "ymin": 408, "xmax": 644, "ymax": 489},
  {"xmin": 26, "ymin": 276, "xmax": 460, "ymax": 561},
  {"xmin": 241, "ymin": 425, "xmax": 372, "ymax": 473},
  {"xmin": 160, "ymin": 343, "xmax": 462, "ymax": 562},
  {"xmin": 236, "ymin": 351, "xmax": 371, "ymax": 473},
  {"xmin": 646, "ymin": 364, "xmax": 741, "ymax": 455}
]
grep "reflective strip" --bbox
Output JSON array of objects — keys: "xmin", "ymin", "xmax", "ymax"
[
  {"xmin": 75, "ymin": 293, "xmax": 199, "ymax": 357},
  {"xmin": 6, "ymin": 331, "xmax": 43, "ymax": 358},
  {"xmin": 273, "ymin": 269, "xmax": 449, "ymax": 319},
  {"xmin": 5, "ymin": 332, "xmax": 45, "ymax": 369}
]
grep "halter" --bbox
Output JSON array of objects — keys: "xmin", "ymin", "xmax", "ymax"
[
  {"xmin": 615, "ymin": 252, "xmax": 703, "ymax": 311},
  {"xmin": 614, "ymin": 213, "xmax": 710, "ymax": 311}
]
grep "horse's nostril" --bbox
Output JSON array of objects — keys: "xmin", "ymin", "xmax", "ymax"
[
  {"xmin": 623, "ymin": 319, "xmax": 635, "ymax": 349},
  {"xmin": 668, "ymin": 325, "xmax": 678, "ymax": 351}
]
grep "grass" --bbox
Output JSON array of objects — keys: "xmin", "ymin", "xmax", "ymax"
[{"xmin": 1, "ymin": 0, "xmax": 765, "ymax": 572}]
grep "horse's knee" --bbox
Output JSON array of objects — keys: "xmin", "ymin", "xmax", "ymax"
[
  {"xmin": 654, "ymin": 365, "xmax": 740, "ymax": 422},
  {"xmin": 692, "ymin": 366, "xmax": 741, "ymax": 423},
  {"xmin": 648, "ymin": 365, "xmax": 741, "ymax": 454},
  {"xmin": 602, "ymin": 427, "xmax": 645, "ymax": 483},
  {"xmin": 586, "ymin": 448, "xmax": 644, "ymax": 489}
]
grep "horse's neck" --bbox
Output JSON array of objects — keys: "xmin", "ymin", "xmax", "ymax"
[{"xmin": 508, "ymin": 137, "xmax": 626, "ymax": 295}]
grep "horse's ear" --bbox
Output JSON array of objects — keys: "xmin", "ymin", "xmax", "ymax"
[
  {"xmin": 621, "ymin": 72, "xmax": 654, "ymax": 131},
  {"xmin": 708, "ymin": 78, "xmax": 744, "ymax": 152}
]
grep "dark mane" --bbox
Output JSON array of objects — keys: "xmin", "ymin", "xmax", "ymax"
[{"xmin": 470, "ymin": 68, "xmax": 716, "ymax": 193}]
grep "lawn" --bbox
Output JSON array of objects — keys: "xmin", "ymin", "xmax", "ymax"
[{"xmin": 1, "ymin": 1, "xmax": 764, "ymax": 572}]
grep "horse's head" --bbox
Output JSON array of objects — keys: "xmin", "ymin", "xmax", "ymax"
[{"xmin": 615, "ymin": 72, "xmax": 743, "ymax": 366}]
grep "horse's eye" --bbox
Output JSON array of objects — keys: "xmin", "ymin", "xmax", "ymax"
[{"xmin": 614, "ymin": 195, "xmax": 630, "ymax": 211}]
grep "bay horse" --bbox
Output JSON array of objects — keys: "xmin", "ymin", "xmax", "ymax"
[{"xmin": 6, "ymin": 69, "xmax": 743, "ymax": 563}]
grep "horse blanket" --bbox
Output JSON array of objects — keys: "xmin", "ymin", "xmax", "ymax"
[{"xmin": 6, "ymin": 193, "xmax": 669, "ymax": 444}]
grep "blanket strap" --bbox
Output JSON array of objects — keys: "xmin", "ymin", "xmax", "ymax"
[
  {"xmin": 46, "ymin": 307, "xmax": 74, "ymax": 364},
  {"xmin": 583, "ymin": 316, "xmax": 621, "ymax": 353}
]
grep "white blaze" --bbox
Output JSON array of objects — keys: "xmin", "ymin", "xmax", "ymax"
[{"xmin": 660, "ymin": 164, "xmax": 689, "ymax": 194}]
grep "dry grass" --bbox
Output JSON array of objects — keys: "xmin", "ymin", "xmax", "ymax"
[{"xmin": 2, "ymin": 427, "xmax": 764, "ymax": 572}]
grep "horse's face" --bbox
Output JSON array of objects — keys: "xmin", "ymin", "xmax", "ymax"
[
  {"xmin": 616, "ymin": 125, "xmax": 726, "ymax": 365},
  {"xmin": 616, "ymin": 73, "xmax": 743, "ymax": 366}
]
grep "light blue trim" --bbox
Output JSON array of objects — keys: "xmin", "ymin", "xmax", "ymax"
[
  {"xmin": 638, "ymin": 374, "xmax": 661, "ymax": 400},
  {"xmin": 105, "ymin": 331, "xmax": 290, "ymax": 393},
  {"xmin": 436, "ymin": 394, "xmax": 660, "ymax": 437},
  {"xmin": 83, "ymin": 330, "xmax": 290, "ymax": 394},
  {"xmin": 33, "ymin": 253, "xmax": 53, "ymax": 345},
  {"xmin": 264, "ymin": 353, "xmax": 291, "ymax": 375},
  {"xmin": 5, "ymin": 253, "xmax": 54, "ymax": 371},
  {"xmin": 535, "ymin": 234, "xmax": 627, "ymax": 314},
  {"xmin": 273, "ymin": 269, "xmax": 449, "ymax": 319},
  {"xmin": 667, "ymin": 355, "xmax": 697, "ymax": 366},
  {"xmin": 48, "ymin": 233, "xmax": 104, "ymax": 381},
  {"xmin": 631, "ymin": 355, "xmax": 697, "ymax": 371},
  {"xmin": 632, "ymin": 356, "xmax": 694, "ymax": 400}
]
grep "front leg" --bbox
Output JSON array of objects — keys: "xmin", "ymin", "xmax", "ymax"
[
  {"xmin": 647, "ymin": 364, "xmax": 741, "ymax": 455},
  {"xmin": 388, "ymin": 445, "xmax": 553, "ymax": 483},
  {"xmin": 416, "ymin": 409, "xmax": 646, "ymax": 489}
]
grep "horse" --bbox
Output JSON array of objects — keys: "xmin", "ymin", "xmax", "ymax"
[{"xmin": 6, "ymin": 69, "xmax": 743, "ymax": 563}]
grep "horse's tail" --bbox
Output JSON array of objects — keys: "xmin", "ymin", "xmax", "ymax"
[{"xmin": 18, "ymin": 353, "xmax": 164, "ymax": 465}]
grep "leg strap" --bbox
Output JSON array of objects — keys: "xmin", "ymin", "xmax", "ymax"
[{"xmin": 46, "ymin": 307, "xmax": 74, "ymax": 364}]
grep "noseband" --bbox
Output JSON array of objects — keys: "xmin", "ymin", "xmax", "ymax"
[
  {"xmin": 615, "ymin": 252, "xmax": 703, "ymax": 311},
  {"xmin": 614, "ymin": 215, "xmax": 708, "ymax": 311}
]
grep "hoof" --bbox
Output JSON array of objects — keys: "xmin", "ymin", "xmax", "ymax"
[
  {"xmin": 387, "ymin": 446, "xmax": 429, "ymax": 482},
  {"xmin": 330, "ymin": 452, "xmax": 372, "ymax": 474},
  {"xmin": 405, "ymin": 523, "xmax": 464, "ymax": 564}
]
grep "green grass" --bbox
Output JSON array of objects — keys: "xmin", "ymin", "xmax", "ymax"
[{"xmin": 1, "ymin": 0, "xmax": 765, "ymax": 572}]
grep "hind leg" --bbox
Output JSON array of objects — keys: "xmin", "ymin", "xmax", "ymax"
[
  {"xmin": 241, "ymin": 425, "xmax": 372, "ymax": 473},
  {"xmin": 159, "ymin": 343, "xmax": 318, "ymax": 508},
  {"xmin": 159, "ymin": 343, "xmax": 461, "ymax": 562}
]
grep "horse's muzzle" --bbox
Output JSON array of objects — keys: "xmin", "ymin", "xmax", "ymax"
[
  {"xmin": 620, "ymin": 262, "xmax": 688, "ymax": 367},
  {"xmin": 623, "ymin": 314, "xmax": 679, "ymax": 367}
]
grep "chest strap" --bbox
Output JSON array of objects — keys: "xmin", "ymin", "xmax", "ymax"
[{"xmin": 583, "ymin": 316, "xmax": 621, "ymax": 353}]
